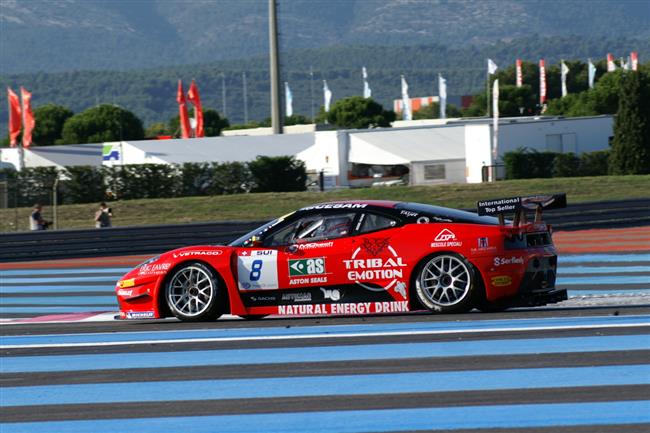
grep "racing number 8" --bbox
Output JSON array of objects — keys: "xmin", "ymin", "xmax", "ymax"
[{"xmin": 249, "ymin": 259, "xmax": 263, "ymax": 281}]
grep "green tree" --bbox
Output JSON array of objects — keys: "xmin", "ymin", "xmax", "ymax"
[
  {"xmin": 413, "ymin": 102, "xmax": 462, "ymax": 119},
  {"xmin": 284, "ymin": 114, "xmax": 311, "ymax": 126},
  {"xmin": 60, "ymin": 104, "xmax": 144, "ymax": 144},
  {"xmin": 203, "ymin": 109, "xmax": 230, "ymax": 136},
  {"xmin": 144, "ymin": 122, "xmax": 170, "ymax": 137},
  {"xmin": 610, "ymin": 71, "xmax": 650, "ymax": 174},
  {"xmin": 248, "ymin": 156, "xmax": 306, "ymax": 192},
  {"xmin": 31, "ymin": 104, "xmax": 74, "ymax": 146},
  {"xmin": 317, "ymin": 96, "xmax": 396, "ymax": 129},
  {"xmin": 495, "ymin": 85, "xmax": 538, "ymax": 117}
]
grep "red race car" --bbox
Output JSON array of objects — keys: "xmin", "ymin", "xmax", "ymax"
[{"xmin": 116, "ymin": 195, "xmax": 567, "ymax": 321}]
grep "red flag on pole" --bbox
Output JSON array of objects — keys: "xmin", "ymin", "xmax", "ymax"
[
  {"xmin": 176, "ymin": 80, "xmax": 191, "ymax": 139},
  {"xmin": 607, "ymin": 53, "xmax": 616, "ymax": 72},
  {"xmin": 20, "ymin": 87, "xmax": 35, "ymax": 148},
  {"xmin": 7, "ymin": 87, "xmax": 22, "ymax": 147},
  {"xmin": 186, "ymin": 79, "xmax": 204, "ymax": 138},
  {"xmin": 539, "ymin": 59, "xmax": 547, "ymax": 105},
  {"xmin": 516, "ymin": 59, "xmax": 523, "ymax": 87},
  {"xmin": 631, "ymin": 52, "xmax": 639, "ymax": 71}
]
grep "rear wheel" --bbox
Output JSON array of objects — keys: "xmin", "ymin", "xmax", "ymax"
[
  {"xmin": 165, "ymin": 262, "xmax": 224, "ymax": 321},
  {"xmin": 414, "ymin": 253, "xmax": 477, "ymax": 313}
]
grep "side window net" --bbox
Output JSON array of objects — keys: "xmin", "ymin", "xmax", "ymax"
[{"xmin": 357, "ymin": 213, "xmax": 397, "ymax": 234}]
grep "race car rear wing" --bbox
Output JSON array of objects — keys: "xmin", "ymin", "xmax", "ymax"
[{"xmin": 476, "ymin": 193, "xmax": 567, "ymax": 227}]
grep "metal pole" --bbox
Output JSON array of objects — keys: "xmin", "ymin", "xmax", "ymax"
[
  {"xmin": 486, "ymin": 70, "xmax": 490, "ymax": 117},
  {"xmin": 52, "ymin": 177, "xmax": 59, "ymax": 230},
  {"xmin": 242, "ymin": 71, "xmax": 249, "ymax": 124},
  {"xmin": 310, "ymin": 66, "xmax": 315, "ymax": 121},
  {"xmin": 269, "ymin": 0, "xmax": 283, "ymax": 134},
  {"xmin": 221, "ymin": 73, "xmax": 227, "ymax": 117}
]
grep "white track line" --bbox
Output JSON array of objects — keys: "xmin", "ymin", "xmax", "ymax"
[{"xmin": 2, "ymin": 321, "xmax": 649, "ymax": 350}]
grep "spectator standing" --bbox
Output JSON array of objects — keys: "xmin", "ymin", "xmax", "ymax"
[
  {"xmin": 95, "ymin": 202, "xmax": 113, "ymax": 228},
  {"xmin": 30, "ymin": 204, "xmax": 49, "ymax": 230}
]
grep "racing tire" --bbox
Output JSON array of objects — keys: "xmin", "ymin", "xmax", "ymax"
[
  {"xmin": 165, "ymin": 261, "xmax": 224, "ymax": 322},
  {"xmin": 414, "ymin": 253, "xmax": 477, "ymax": 314}
]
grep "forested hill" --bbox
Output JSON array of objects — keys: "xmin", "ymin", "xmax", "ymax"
[
  {"xmin": 1, "ymin": 36, "xmax": 648, "ymax": 133},
  {"xmin": 1, "ymin": 0, "xmax": 648, "ymax": 74}
]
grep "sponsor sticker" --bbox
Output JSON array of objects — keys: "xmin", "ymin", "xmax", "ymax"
[
  {"xmin": 126, "ymin": 311, "xmax": 154, "ymax": 319},
  {"xmin": 320, "ymin": 287, "xmax": 342, "ymax": 301},
  {"xmin": 300, "ymin": 203, "xmax": 367, "ymax": 211},
  {"xmin": 117, "ymin": 289, "xmax": 133, "ymax": 297},
  {"xmin": 394, "ymin": 281, "xmax": 407, "ymax": 299},
  {"xmin": 494, "ymin": 256, "xmax": 524, "ymax": 267},
  {"xmin": 491, "ymin": 275, "xmax": 513, "ymax": 287},
  {"xmin": 289, "ymin": 276, "xmax": 328, "ymax": 285},
  {"xmin": 344, "ymin": 238, "xmax": 407, "ymax": 292},
  {"xmin": 431, "ymin": 229, "xmax": 463, "ymax": 247},
  {"xmin": 289, "ymin": 257, "xmax": 326, "ymax": 276},
  {"xmin": 400, "ymin": 210, "xmax": 418, "ymax": 218},
  {"xmin": 281, "ymin": 292, "xmax": 312, "ymax": 302},
  {"xmin": 249, "ymin": 295, "xmax": 277, "ymax": 303},
  {"xmin": 361, "ymin": 238, "xmax": 390, "ymax": 256},
  {"xmin": 172, "ymin": 250, "xmax": 223, "ymax": 259},
  {"xmin": 296, "ymin": 241, "xmax": 334, "ymax": 250},
  {"xmin": 478, "ymin": 198, "xmax": 520, "ymax": 215},
  {"xmin": 237, "ymin": 249, "xmax": 279, "ymax": 290},
  {"xmin": 471, "ymin": 237, "xmax": 497, "ymax": 254},
  {"xmin": 277, "ymin": 301, "xmax": 409, "ymax": 316},
  {"xmin": 138, "ymin": 262, "xmax": 171, "ymax": 275}
]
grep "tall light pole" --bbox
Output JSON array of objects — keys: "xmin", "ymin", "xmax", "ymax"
[
  {"xmin": 269, "ymin": 0, "xmax": 283, "ymax": 134},
  {"xmin": 242, "ymin": 71, "xmax": 249, "ymax": 124},
  {"xmin": 309, "ymin": 65, "xmax": 315, "ymax": 121},
  {"xmin": 220, "ymin": 72, "xmax": 227, "ymax": 117}
]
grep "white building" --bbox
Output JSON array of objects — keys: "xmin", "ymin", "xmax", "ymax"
[
  {"xmin": 0, "ymin": 115, "xmax": 614, "ymax": 187},
  {"xmin": 101, "ymin": 133, "xmax": 314, "ymax": 166},
  {"xmin": 299, "ymin": 115, "xmax": 613, "ymax": 186},
  {"xmin": 0, "ymin": 144, "xmax": 102, "ymax": 170}
]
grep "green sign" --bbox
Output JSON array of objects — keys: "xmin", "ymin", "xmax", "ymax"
[{"xmin": 289, "ymin": 258, "xmax": 326, "ymax": 276}]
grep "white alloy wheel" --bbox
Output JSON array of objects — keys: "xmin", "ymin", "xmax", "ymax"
[
  {"xmin": 415, "ymin": 254, "xmax": 474, "ymax": 313},
  {"xmin": 166, "ymin": 262, "xmax": 220, "ymax": 321}
]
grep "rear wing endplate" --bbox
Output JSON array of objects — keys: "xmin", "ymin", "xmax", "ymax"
[{"xmin": 477, "ymin": 193, "xmax": 567, "ymax": 227}]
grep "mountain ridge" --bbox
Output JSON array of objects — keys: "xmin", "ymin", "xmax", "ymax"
[{"xmin": 1, "ymin": 0, "xmax": 648, "ymax": 74}]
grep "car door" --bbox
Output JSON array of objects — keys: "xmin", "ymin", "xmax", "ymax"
[
  {"xmin": 273, "ymin": 211, "xmax": 357, "ymax": 291},
  {"xmin": 235, "ymin": 211, "xmax": 356, "ymax": 290}
]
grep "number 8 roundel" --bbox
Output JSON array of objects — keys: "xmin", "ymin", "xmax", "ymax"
[{"xmin": 237, "ymin": 250, "xmax": 279, "ymax": 290}]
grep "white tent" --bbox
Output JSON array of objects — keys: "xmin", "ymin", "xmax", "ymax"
[{"xmin": 348, "ymin": 126, "xmax": 466, "ymax": 185}]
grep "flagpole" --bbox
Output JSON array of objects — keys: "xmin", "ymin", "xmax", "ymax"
[{"xmin": 486, "ymin": 68, "xmax": 490, "ymax": 117}]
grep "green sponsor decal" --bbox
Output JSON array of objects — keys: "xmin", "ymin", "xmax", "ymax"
[{"xmin": 289, "ymin": 257, "xmax": 326, "ymax": 276}]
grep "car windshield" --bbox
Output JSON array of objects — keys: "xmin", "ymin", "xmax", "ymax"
[
  {"xmin": 228, "ymin": 211, "xmax": 296, "ymax": 247},
  {"xmin": 228, "ymin": 219, "xmax": 280, "ymax": 247}
]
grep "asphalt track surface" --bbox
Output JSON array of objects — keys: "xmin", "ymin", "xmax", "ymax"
[{"xmin": 1, "ymin": 226, "xmax": 649, "ymax": 432}]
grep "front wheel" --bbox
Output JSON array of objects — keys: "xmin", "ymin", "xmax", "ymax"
[
  {"xmin": 414, "ymin": 253, "xmax": 477, "ymax": 313},
  {"xmin": 165, "ymin": 262, "xmax": 224, "ymax": 321}
]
